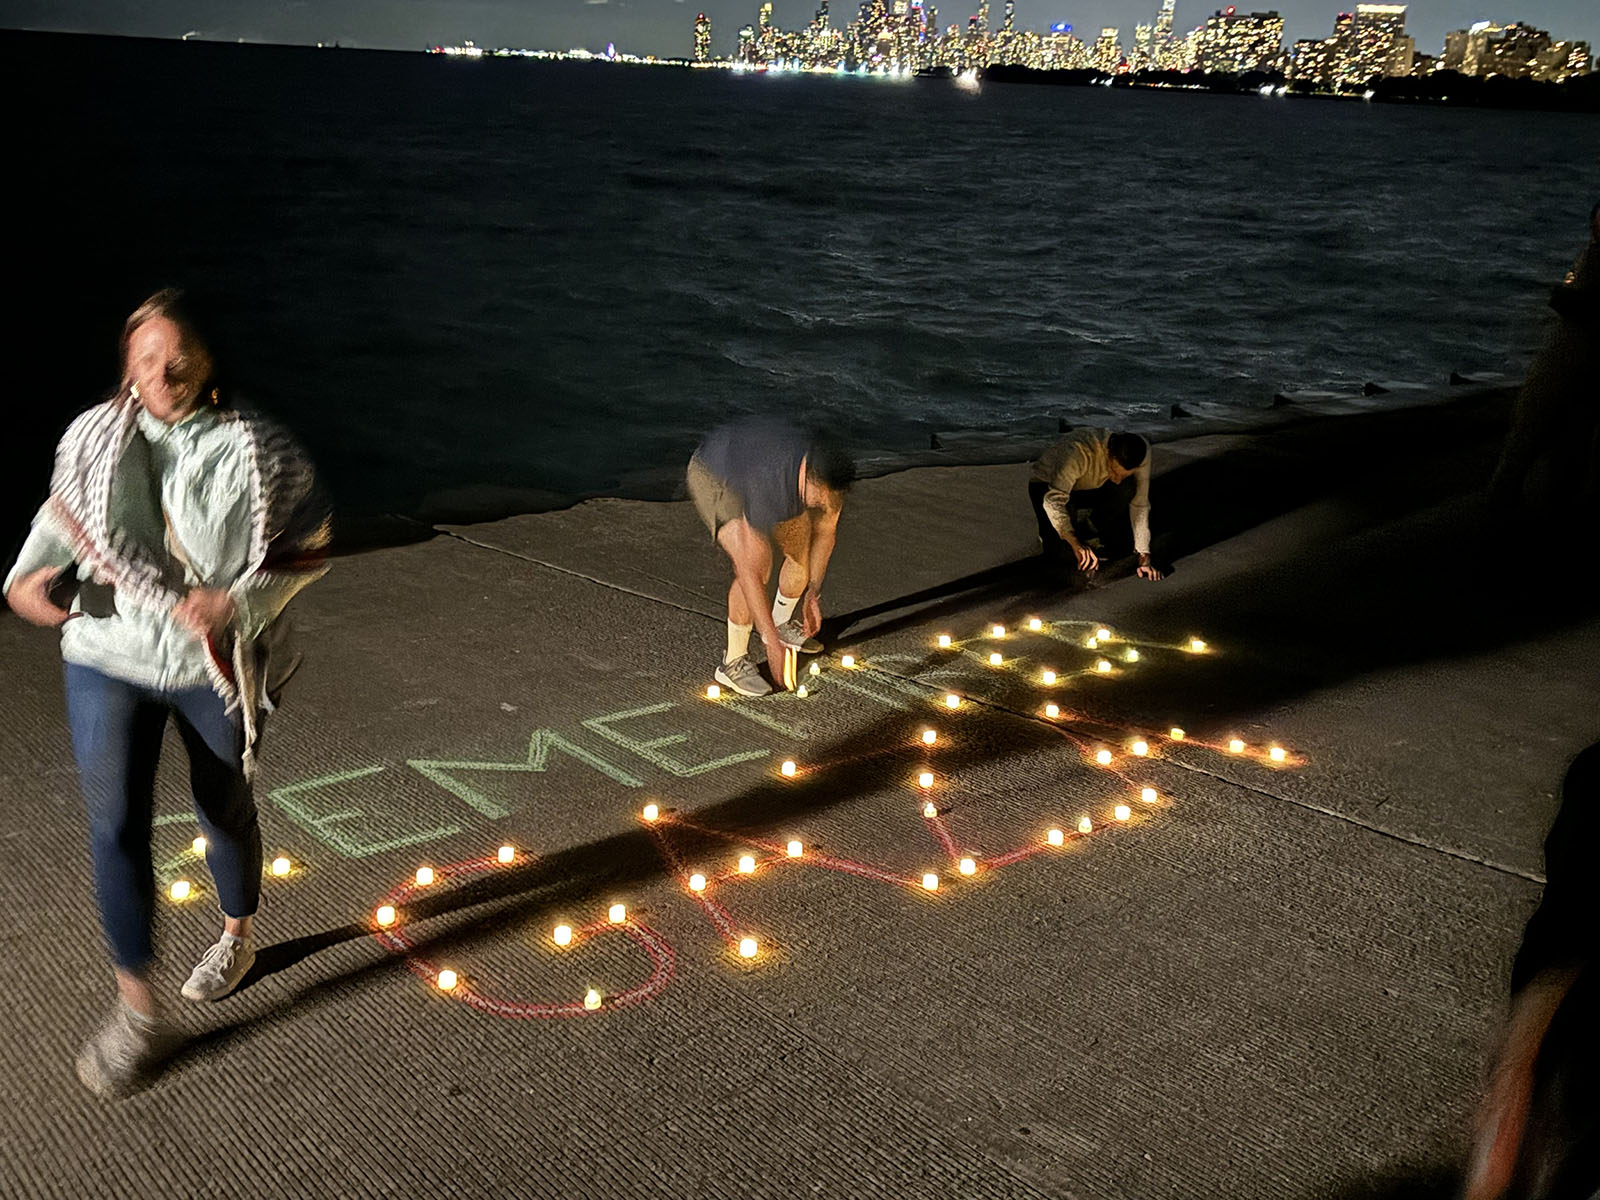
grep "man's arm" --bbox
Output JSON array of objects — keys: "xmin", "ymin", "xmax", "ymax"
[
  {"xmin": 801, "ymin": 504, "xmax": 841, "ymax": 637},
  {"xmin": 1042, "ymin": 447, "xmax": 1097, "ymax": 571},
  {"xmin": 1131, "ymin": 463, "xmax": 1162, "ymax": 580}
]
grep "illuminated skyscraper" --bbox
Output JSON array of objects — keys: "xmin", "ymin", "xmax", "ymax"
[
  {"xmin": 694, "ymin": 11, "xmax": 712, "ymax": 59},
  {"xmin": 1003, "ymin": 0, "xmax": 1015, "ymax": 32},
  {"xmin": 1349, "ymin": 3, "xmax": 1406, "ymax": 79},
  {"xmin": 1093, "ymin": 26, "xmax": 1123, "ymax": 70},
  {"xmin": 1196, "ymin": 7, "xmax": 1283, "ymax": 72},
  {"xmin": 976, "ymin": 0, "xmax": 990, "ymax": 33},
  {"xmin": 1155, "ymin": 0, "xmax": 1175, "ymax": 36}
]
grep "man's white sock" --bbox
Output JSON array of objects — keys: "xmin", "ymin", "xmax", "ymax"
[
  {"xmin": 727, "ymin": 621, "xmax": 753, "ymax": 663},
  {"xmin": 772, "ymin": 591, "xmax": 800, "ymax": 626}
]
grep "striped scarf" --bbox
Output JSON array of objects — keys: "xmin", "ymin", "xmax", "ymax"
[{"xmin": 47, "ymin": 390, "xmax": 331, "ymax": 776}]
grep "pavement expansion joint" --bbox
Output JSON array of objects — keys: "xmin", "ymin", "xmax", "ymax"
[
  {"xmin": 1162, "ymin": 755, "xmax": 1545, "ymax": 885},
  {"xmin": 436, "ymin": 526, "xmax": 720, "ymax": 620}
]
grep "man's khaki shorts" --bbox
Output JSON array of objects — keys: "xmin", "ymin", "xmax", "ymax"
[{"xmin": 687, "ymin": 454, "xmax": 743, "ymax": 542}]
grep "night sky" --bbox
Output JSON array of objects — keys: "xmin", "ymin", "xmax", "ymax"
[{"xmin": 5, "ymin": 0, "xmax": 1595, "ymax": 66}]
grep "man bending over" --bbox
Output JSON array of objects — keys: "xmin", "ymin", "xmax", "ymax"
[
  {"xmin": 1029, "ymin": 428, "xmax": 1163, "ymax": 581},
  {"xmin": 688, "ymin": 418, "xmax": 855, "ymax": 696}
]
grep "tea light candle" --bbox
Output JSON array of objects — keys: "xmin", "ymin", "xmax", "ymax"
[
  {"xmin": 1047, "ymin": 828, "xmax": 1064, "ymax": 846},
  {"xmin": 922, "ymin": 801, "xmax": 937, "ymax": 819},
  {"xmin": 988, "ymin": 652, "xmax": 1003, "ymax": 666},
  {"xmin": 922, "ymin": 729, "xmax": 937, "ymax": 745},
  {"xmin": 1124, "ymin": 649, "xmax": 1140, "ymax": 663},
  {"xmin": 1041, "ymin": 669, "xmax": 1057, "ymax": 685},
  {"xmin": 553, "ymin": 924, "xmax": 573, "ymax": 946},
  {"xmin": 945, "ymin": 694, "xmax": 961, "ymax": 709},
  {"xmin": 270, "ymin": 856, "xmax": 291, "ymax": 876},
  {"xmin": 780, "ymin": 760, "xmax": 797, "ymax": 777},
  {"xmin": 1141, "ymin": 787, "xmax": 1158, "ymax": 804},
  {"xmin": 1078, "ymin": 817, "xmax": 1093, "ymax": 834},
  {"xmin": 497, "ymin": 844, "xmax": 516, "ymax": 863},
  {"xmin": 608, "ymin": 903, "xmax": 627, "ymax": 922},
  {"xmin": 706, "ymin": 684, "xmax": 721, "ymax": 699},
  {"xmin": 1114, "ymin": 804, "xmax": 1131, "ymax": 822},
  {"xmin": 1044, "ymin": 703, "xmax": 1060, "ymax": 718},
  {"xmin": 738, "ymin": 855, "xmax": 756, "ymax": 873},
  {"xmin": 786, "ymin": 840, "xmax": 803, "ymax": 857},
  {"xmin": 1131, "ymin": 740, "xmax": 1149, "ymax": 756},
  {"xmin": 170, "ymin": 880, "xmax": 192, "ymax": 901},
  {"xmin": 584, "ymin": 989, "xmax": 602, "ymax": 1010},
  {"xmin": 192, "ymin": 836, "xmax": 207, "ymax": 855},
  {"xmin": 688, "ymin": 873, "xmax": 706, "ymax": 892},
  {"xmin": 1095, "ymin": 627, "xmax": 1111, "ymax": 641},
  {"xmin": 1229, "ymin": 739, "xmax": 1246, "ymax": 754},
  {"xmin": 959, "ymin": 857, "xmax": 977, "ymax": 875},
  {"xmin": 641, "ymin": 803, "xmax": 659, "ymax": 821},
  {"xmin": 992, "ymin": 624, "xmax": 1006, "ymax": 638},
  {"xmin": 840, "ymin": 654, "xmax": 856, "ymax": 668},
  {"xmin": 1189, "ymin": 638, "xmax": 1207, "ymax": 653},
  {"xmin": 415, "ymin": 866, "xmax": 435, "ymax": 886},
  {"xmin": 1095, "ymin": 749, "xmax": 1113, "ymax": 766},
  {"xmin": 796, "ymin": 685, "xmax": 808, "ymax": 698},
  {"xmin": 738, "ymin": 937, "xmax": 758, "ymax": 958},
  {"xmin": 436, "ymin": 969, "xmax": 458, "ymax": 991},
  {"xmin": 921, "ymin": 873, "xmax": 939, "ymax": 891},
  {"xmin": 1028, "ymin": 617, "xmax": 1042, "ymax": 631},
  {"xmin": 1269, "ymin": 746, "xmax": 1287, "ymax": 762},
  {"xmin": 1086, "ymin": 637, "xmax": 1098, "ymax": 649},
  {"xmin": 809, "ymin": 662, "xmax": 821, "ymax": 676},
  {"xmin": 1169, "ymin": 727, "xmax": 1186, "ymax": 741},
  {"xmin": 1096, "ymin": 659, "xmax": 1112, "ymax": 673},
  {"xmin": 937, "ymin": 634, "xmax": 952, "ymax": 648},
  {"xmin": 918, "ymin": 771, "xmax": 934, "ymax": 788},
  {"xmin": 375, "ymin": 905, "xmax": 396, "ymax": 927}
]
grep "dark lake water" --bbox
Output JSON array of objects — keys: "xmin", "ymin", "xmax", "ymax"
[{"xmin": 4, "ymin": 30, "xmax": 1593, "ymax": 542}]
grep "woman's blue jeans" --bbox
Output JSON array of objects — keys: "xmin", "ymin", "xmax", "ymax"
[{"xmin": 63, "ymin": 662, "xmax": 261, "ymax": 971}]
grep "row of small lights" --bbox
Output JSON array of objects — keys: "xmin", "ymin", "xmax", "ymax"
[{"xmin": 167, "ymin": 837, "xmax": 297, "ymax": 902}]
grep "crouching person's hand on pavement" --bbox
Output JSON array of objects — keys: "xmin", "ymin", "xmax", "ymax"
[{"xmin": 1137, "ymin": 554, "xmax": 1164, "ymax": 581}]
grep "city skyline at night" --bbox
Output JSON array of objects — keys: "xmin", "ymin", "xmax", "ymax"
[{"xmin": 4, "ymin": 0, "xmax": 1596, "ymax": 65}]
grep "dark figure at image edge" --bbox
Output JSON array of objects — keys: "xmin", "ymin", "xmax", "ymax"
[
  {"xmin": 1463, "ymin": 741, "xmax": 1600, "ymax": 1200},
  {"xmin": 1, "ymin": 289, "xmax": 329, "ymax": 1099},
  {"xmin": 1489, "ymin": 202, "xmax": 1600, "ymax": 537},
  {"xmin": 1029, "ymin": 427, "xmax": 1164, "ymax": 581},
  {"xmin": 687, "ymin": 417, "xmax": 855, "ymax": 697}
]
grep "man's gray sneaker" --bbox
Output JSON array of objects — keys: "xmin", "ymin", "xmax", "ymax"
[
  {"xmin": 181, "ymin": 933, "xmax": 255, "ymax": 1002},
  {"xmin": 775, "ymin": 619, "xmax": 823, "ymax": 655},
  {"xmin": 715, "ymin": 655, "xmax": 772, "ymax": 697},
  {"xmin": 76, "ymin": 1003, "xmax": 172, "ymax": 1099}
]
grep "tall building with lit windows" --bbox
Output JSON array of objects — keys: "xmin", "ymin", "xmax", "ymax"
[
  {"xmin": 1349, "ymin": 3, "xmax": 1407, "ymax": 79},
  {"xmin": 1093, "ymin": 26, "xmax": 1123, "ymax": 70},
  {"xmin": 693, "ymin": 11, "xmax": 712, "ymax": 59},
  {"xmin": 1196, "ymin": 7, "xmax": 1284, "ymax": 72}
]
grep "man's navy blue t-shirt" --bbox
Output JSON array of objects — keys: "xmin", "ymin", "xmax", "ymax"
[{"xmin": 695, "ymin": 418, "xmax": 810, "ymax": 533}]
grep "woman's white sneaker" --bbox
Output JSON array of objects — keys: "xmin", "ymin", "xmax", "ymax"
[{"xmin": 181, "ymin": 933, "xmax": 255, "ymax": 1001}]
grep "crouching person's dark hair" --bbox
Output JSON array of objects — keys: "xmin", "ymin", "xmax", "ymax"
[{"xmin": 1108, "ymin": 432, "xmax": 1149, "ymax": 471}]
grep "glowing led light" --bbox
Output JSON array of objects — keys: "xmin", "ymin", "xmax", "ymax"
[
  {"xmin": 780, "ymin": 760, "xmax": 797, "ymax": 777},
  {"xmin": 641, "ymin": 803, "xmax": 659, "ymax": 822},
  {"xmin": 689, "ymin": 873, "xmax": 706, "ymax": 892},
  {"xmin": 1170, "ymin": 727, "xmax": 1186, "ymax": 741},
  {"xmin": 1096, "ymin": 659, "xmax": 1112, "ymax": 673},
  {"xmin": 738, "ymin": 936, "xmax": 758, "ymax": 958},
  {"xmin": 1229, "ymin": 739, "xmax": 1246, "ymax": 754},
  {"xmin": 840, "ymin": 654, "xmax": 856, "ymax": 668},
  {"xmin": 945, "ymin": 694, "xmax": 961, "ymax": 709},
  {"xmin": 738, "ymin": 855, "xmax": 756, "ymax": 873},
  {"xmin": 706, "ymin": 684, "xmax": 721, "ymax": 699},
  {"xmin": 415, "ymin": 866, "xmax": 435, "ymax": 887},
  {"xmin": 1078, "ymin": 817, "xmax": 1093, "ymax": 834},
  {"xmin": 1269, "ymin": 746, "xmax": 1287, "ymax": 762},
  {"xmin": 270, "ymin": 856, "xmax": 291, "ymax": 876},
  {"xmin": 375, "ymin": 905, "xmax": 396, "ymax": 927},
  {"xmin": 992, "ymin": 624, "xmax": 1006, "ymax": 638},
  {"xmin": 921, "ymin": 872, "xmax": 939, "ymax": 891},
  {"xmin": 1047, "ymin": 827, "xmax": 1065, "ymax": 846},
  {"xmin": 918, "ymin": 771, "xmax": 934, "ymax": 789},
  {"xmin": 1028, "ymin": 617, "xmax": 1043, "ymax": 631},
  {"xmin": 809, "ymin": 662, "xmax": 821, "ymax": 676},
  {"xmin": 1131, "ymin": 740, "xmax": 1149, "ymax": 756},
  {"xmin": 608, "ymin": 903, "xmax": 626, "ymax": 923},
  {"xmin": 170, "ymin": 879, "xmax": 192, "ymax": 901},
  {"xmin": 436, "ymin": 969, "xmax": 458, "ymax": 991},
  {"xmin": 583, "ymin": 988, "xmax": 602, "ymax": 1010},
  {"xmin": 1125, "ymin": 649, "xmax": 1140, "ymax": 663},
  {"xmin": 497, "ymin": 844, "xmax": 516, "ymax": 863},
  {"xmin": 988, "ymin": 652, "xmax": 1003, "ymax": 666},
  {"xmin": 1114, "ymin": 804, "xmax": 1131, "ymax": 822},
  {"xmin": 1086, "ymin": 637, "xmax": 1098, "ymax": 649},
  {"xmin": 1095, "ymin": 749, "xmax": 1113, "ymax": 766},
  {"xmin": 1045, "ymin": 703, "xmax": 1060, "ymax": 718},
  {"xmin": 937, "ymin": 634, "xmax": 952, "ymax": 648},
  {"xmin": 1041, "ymin": 669, "xmax": 1057, "ymax": 684},
  {"xmin": 796, "ymin": 685, "xmax": 808, "ymax": 698},
  {"xmin": 921, "ymin": 728, "xmax": 937, "ymax": 745},
  {"xmin": 1095, "ymin": 627, "xmax": 1111, "ymax": 641},
  {"xmin": 1141, "ymin": 787, "xmax": 1158, "ymax": 804},
  {"xmin": 1189, "ymin": 638, "xmax": 1207, "ymax": 653},
  {"xmin": 786, "ymin": 840, "xmax": 803, "ymax": 857},
  {"xmin": 959, "ymin": 857, "xmax": 977, "ymax": 875},
  {"xmin": 191, "ymin": 836, "xmax": 207, "ymax": 855},
  {"xmin": 922, "ymin": 801, "xmax": 937, "ymax": 819},
  {"xmin": 553, "ymin": 924, "xmax": 573, "ymax": 946}
]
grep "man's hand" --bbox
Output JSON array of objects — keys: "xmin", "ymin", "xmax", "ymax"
[
  {"xmin": 802, "ymin": 590, "xmax": 823, "ymax": 638},
  {"xmin": 173, "ymin": 587, "xmax": 236, "ymax": 638},
  {"xmin": 5, "ymin": 567, "xmax": 79, "ymax": 629},
  {"xmin": 1070, "ymin": 542, "xmax": 1099, "ymax": 572},
  {"xmin": 1137, "ymin": 555, "xmax": 1164, "ymax": 581},
  {"xmin": 761, "ymin": 629, "xmax": 791, "ymax": 690}
]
